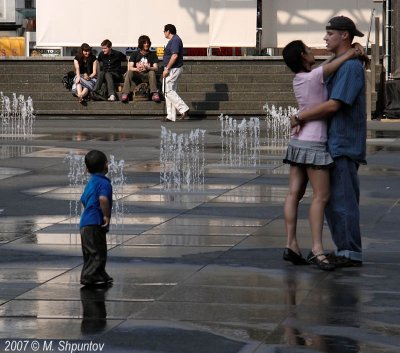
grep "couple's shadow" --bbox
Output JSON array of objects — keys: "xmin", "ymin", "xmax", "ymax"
[{"xmin": 80, "ymin": 285, "xmax": 111, "ymax": 335}]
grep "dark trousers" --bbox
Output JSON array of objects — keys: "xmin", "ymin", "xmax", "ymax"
[
  {"xmin": 80, "ymin": 225, "xmax": 108, "ymax": 284},
  {"xmin": 325, "ymin": 157, "xmax": 362, "ymax": 261},
  {"xmin": 94, "ymin": 71, "xmax": 121, "ymax": 97}
]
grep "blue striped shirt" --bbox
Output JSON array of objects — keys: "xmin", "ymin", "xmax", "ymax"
[{"xmin": 326, "ymin": 58, "xmax": 367, "ymax": 164}]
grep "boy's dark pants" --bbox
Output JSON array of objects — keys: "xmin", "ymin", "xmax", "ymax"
[{"xmin": 80, "ymin": 225, "xmax": 108, "ymax": 284}]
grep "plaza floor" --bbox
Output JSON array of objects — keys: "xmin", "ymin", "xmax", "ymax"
[{"xmin": 0, "ymin": 118, "xmax": 399, "ymax": 353}]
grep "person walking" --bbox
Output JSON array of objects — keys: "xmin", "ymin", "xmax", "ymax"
[
  {"xmin": 162, "ymin": 24, "xmax": 189, "ymax": 122},
  {"xmin": 290, "ymin": 16, "xmax": 367, "ymax": 267}
]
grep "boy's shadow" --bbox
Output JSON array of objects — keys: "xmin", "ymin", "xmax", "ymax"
[{"xmin": 80, "ymin": 285, "xmax": 110, "ymax": 335}]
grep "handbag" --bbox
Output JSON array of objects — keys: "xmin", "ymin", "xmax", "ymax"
[
  {"xmin": 133, "ymin": 82, "xmax": 150, "ymax": 101},
  {"xmin": 62, "ymin": 71, "xmax": 75, "ymax": 90}
]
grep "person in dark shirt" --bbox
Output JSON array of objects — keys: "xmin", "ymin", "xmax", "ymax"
[
  {"xmin": 72, "ymin": 43, "xmax": 98, "ymax": 104},
  {"xmin": 162, "ymin": 24, "xmax": 189, "ymax": 121},
  {"xmin": 93, "ymin": 39, "xmax": 127, "ymax": 101},
  {"xmin": 121, "ymin": 35, "xmax": 160, "ymax": 103}
]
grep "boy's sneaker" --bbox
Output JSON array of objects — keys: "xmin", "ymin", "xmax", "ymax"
[
  {"xmin": 121, "ymin": 94, "xmax": 129, "ymax": 103},
  {"xmin": 151, "ymin": 92, "xmax": 161, "ymax": 102},
  {"xmin": 108, "ymin": 95, "xmax": 116, "ymax": 101}
]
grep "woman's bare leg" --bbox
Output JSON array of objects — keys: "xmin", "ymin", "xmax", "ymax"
[
  {"xmin": 307, "ymin": 167, "xmax": 330, "ymax": 259},
  {"xmin": 81, "ymin": 87, "xmax": 89, "ymax": 98},
  {"xmin": 284, "ymin": 165, "xmax": 308, "ymax": 254},
  {"xmin": 76, "ymin": 83, "xmax": 83, "ymax": 98}
]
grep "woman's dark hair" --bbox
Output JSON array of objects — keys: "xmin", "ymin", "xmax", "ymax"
[
  {"xmin": 85, "ymin": 150, "xmax": 107, "ymax": 174},
  {"xmin": 77, "ymin": 43, "xmax": 93, "ymax": 64},
  {"xmin": 138, "ymin": 35, "xmax": 151, "ymax": 50},
  {"xmin": 282, "ymin": 40, "xmax": 307, "ymax": 73},
  {"xmin": 164, "ymin": 24, "xmax": 177, "ymax": 35}
]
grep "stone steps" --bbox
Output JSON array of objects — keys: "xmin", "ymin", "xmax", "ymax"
[{"xmin": 0, "ymin": 57, "xmax": 379, "ymax": 118}]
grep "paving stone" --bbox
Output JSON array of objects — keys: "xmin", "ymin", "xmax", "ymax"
[{"xmin": 0, "ymin": 118, "xmax": 398, "ymax": 352}]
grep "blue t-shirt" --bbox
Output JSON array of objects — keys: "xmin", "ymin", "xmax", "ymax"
[
  {"xmin": 326, "ymin": 59, "xmax": 366, "ymax": 164},
  {"xmin": 80, "ymin": 174, "xmax": 113, "ymax": 229},
  {"xmin": 163, "ymin": 34, "xmax": 184, "ymax": 68}
]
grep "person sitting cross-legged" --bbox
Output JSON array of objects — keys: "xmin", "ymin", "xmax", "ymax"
[{"xmin": 121, "ymin": 35, "xmax": 160, "ymax": 103}]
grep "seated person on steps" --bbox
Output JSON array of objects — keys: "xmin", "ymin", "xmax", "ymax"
[
  {"xmin": 121, "ymin": 35, "xmax": 160, "ymax": 103},
  {"xmin": 71, "ymin": 43, "xmax": 98, "ymax": 104},
  {"xmin": 93, "ymin": 39, "xmax": 127, "ymax": 101}
]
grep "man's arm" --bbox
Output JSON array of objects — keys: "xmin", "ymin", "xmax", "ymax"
[
  {"xmin": 120, "ymin": 51, "xmax": 128, "ymax": 62},
  {"xmin": 162, "ymin": 53, "xmax": 178, "ymax": 78},
  {"xmin": 127, "ymin": 52, "xmax": 140, "ymax": 72},
  {"xmin": 149, "ymin": 62, "xmax": 158, "ymax": 71},
  {"xmin": 290, "ymin": 99, "xmax": 342, "ymax": 128},
  {"xmin": 127, "ymin": 60, "xmax": 135, "ymax": 72}
]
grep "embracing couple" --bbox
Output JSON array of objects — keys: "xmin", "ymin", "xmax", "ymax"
[{"xmin": 282, "ymin": 16, "xmax": 368, "ymax": 271}]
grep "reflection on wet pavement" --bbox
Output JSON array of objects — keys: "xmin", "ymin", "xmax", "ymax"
[
  {"xmin": 0, "ymin": 145, "xmax": 39, "ymax": 159},
  {"xmin": 42, "ymin": 132, "xmax": 156, "ymax": 142},
  {"xmin": 125, "ymin": 234, "xmax": 247, "ymax": 247},
  {"xmin": 0, "ymin": 119, "xmax": 399, "ymax": 351}
]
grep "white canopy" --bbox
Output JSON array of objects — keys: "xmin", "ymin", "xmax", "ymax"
[
  {"xmin": 36, "ymin": 0, "xmax": 257, "ymax": 48},
  {"xmin": 262, "ymin": 0, "xmax": 382, "ymax": 48}
]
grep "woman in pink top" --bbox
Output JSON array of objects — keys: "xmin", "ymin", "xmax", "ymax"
[{"xmin": 281, "ymin": 40, "xmax": 360, "ymax": 270}]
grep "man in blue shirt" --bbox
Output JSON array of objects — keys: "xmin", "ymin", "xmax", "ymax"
[
  {"xmin": 162, "ymin": 24, "xmax": 189, "ymax": 122},
  {"xmin": 289, "ymin": 16, "xmax": 366, "ymax": 267}
]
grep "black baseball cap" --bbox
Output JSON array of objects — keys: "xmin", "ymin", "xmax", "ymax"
[{"xmin": 326, "ymin": 16, "xmax": 364, "ymax": 37}]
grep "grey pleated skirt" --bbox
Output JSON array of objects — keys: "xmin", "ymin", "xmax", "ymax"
[{"xmin": 283, "ymin": 138, "xmax": 334, "ymax": 169}]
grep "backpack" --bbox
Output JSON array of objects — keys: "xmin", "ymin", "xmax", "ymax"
[
  {"xmin": 133, "ymin": 82, "xmax": 150, "ymax": 101},
  {"xmin": 90, "ymin": 82, "xmax": 108, "ymax": 101},
  {"xmin": 62, "ymin": 71, "xmax": 75, "ymax": 90}
]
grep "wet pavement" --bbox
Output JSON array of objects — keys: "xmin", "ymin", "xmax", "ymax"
[{"xmin": 0, "ymin": 118, "xmax": 399, "ymax": 353}]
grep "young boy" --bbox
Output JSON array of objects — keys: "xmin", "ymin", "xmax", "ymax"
[{"xmin": 80, "ymin": 150, "xmax": 113, "ymax": 286}]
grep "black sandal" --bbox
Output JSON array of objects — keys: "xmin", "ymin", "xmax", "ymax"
[
  {"xmin": 283, "ymin": 248, "xmax": 309, "ymax": 265},
  {"xmin": 307, "ymin": 251, "xmax": 335, "ymax": 271}
]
